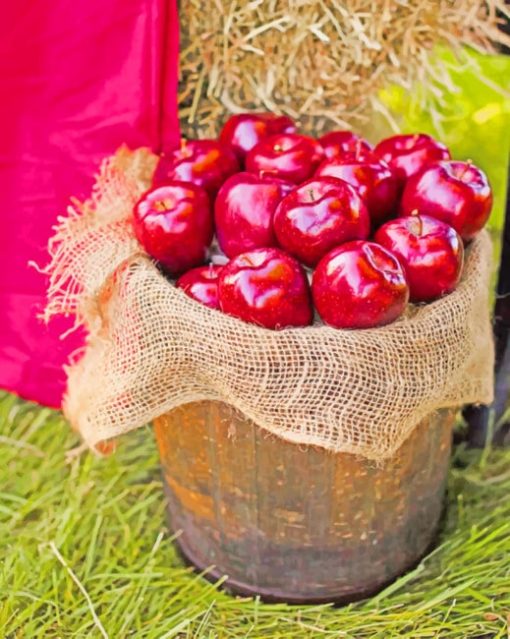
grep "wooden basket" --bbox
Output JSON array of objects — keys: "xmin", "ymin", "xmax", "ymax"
[{"xmin": 154, "ymin": 402, "xmax": 454, "ymax": 603}]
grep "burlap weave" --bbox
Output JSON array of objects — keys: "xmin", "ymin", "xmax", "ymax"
[{"xmin": 45, "ymin": 147, "xmax": 494, "ymax": 461}]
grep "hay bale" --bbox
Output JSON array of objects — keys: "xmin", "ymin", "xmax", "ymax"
[{"xmin": 179, "ymin": 0, "xmax": 508, "ymax": 137}]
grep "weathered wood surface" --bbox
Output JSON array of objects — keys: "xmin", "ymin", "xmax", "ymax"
[{"xmin": 155, "ymin": 402, "xmax": 454, "ymax": 603}]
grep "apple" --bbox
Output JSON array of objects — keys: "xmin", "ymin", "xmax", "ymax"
[
  {"xmin": 215, "ymin": 172, "xmax": 294, "ymax": 258},
  {"xmin": 219, "ymin": 112, "xmax": 296, "ymax": 161},
  {"xmin": 315, "ymin": 151, "xmax": 399, "ymax": 226},
  {"xmin": 273, "ymin": 177, "xmax": 370, "ymax": 267},
  {"xmin": 176, "ymin": 264, "xmax": 223, "ymax": 309},
  {"xmin": 133, "ymin": 182, "xmax": 213, "ymax": 276},
  {"xmin": 374, "ymin": 133, "xmax": 451, "ymax": 188},
  {"xmin": 245, "ymin": 133, "xmax": 324, "ymax": 184},
  {"xmin": 312, "ymin": 241, "xmax": 409, "ymax": 329},
  {"xmin": 375, "ymin": 214, "xmax": 464, "ymax": 302},
  {"xmin": 218, "ymin": 247, "xmax": 313, "ymax": 329},
  {"xmin": 153, "ymin": 139, "xmax": 240, "ymax": 197},
  {"xmin": 399, "ymin": 160, "xmax": 493, "ymax": 241},
  {"xmin": 319, "ymin": 130, "xmax": 373, "ymax": 161}
]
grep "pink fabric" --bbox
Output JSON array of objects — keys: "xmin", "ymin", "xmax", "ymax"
[{"xmin": 0, "ymin": 1, "xmax": 180, "ymax": 408}]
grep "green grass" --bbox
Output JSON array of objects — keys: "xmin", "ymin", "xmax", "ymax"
[{"xmin": 1, "ymin": 392, "xmax": 510, "ymax": 638}]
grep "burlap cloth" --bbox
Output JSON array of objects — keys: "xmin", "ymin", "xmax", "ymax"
[{"xmin": 44, "ymin": 147, "xmax": 494, "ymax": 461}]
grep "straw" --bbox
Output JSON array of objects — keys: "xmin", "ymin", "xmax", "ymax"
[{"xmin": 178, "ymin": 0, "xmax": 510, "ymax": 137}]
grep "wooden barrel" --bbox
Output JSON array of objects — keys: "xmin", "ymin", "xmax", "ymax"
[{"xmin": 154, "ymin": 402, "xmax": 454, "ymax": 603}]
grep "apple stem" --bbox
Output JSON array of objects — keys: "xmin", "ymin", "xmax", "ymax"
[
  {"xmin": 458, "ymin": 160, "xmax": 473, "ymax": 181},
  {"xmin": 409, "ymin": 209, "xmax": 423, "ymax": 236},
  {"xmin": 154, "ymin": 199, "xmax": 172, "ymax": 212},
  {"xmin": 355, "ymin": 138, "xmax": 362, "ymax": 159}
]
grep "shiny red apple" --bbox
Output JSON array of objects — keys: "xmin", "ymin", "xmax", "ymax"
[
  {"xmin": 374, "ymin": 133, "xmax": 451, "ymax": 188},
  {"xmin": 319, "ymin": 130, "xmax": 373, "ymax": 161},
  {"xmin": 176, "ymin": 264, "xmax": 223, "ymax": 309},
  {"xmin": 315, "ymin": 151, "xmax": 399, "ymax": 226},
  {"xmin": 375, "ymin": 214, "xmax": 464, "ymax": 302},
  {"xmin": 245, "ymin": 133, "xmax": 324, "ymax": 184},
  {"xmin": 399, "ymin": 160, "xmax": 493, "ymax": 241},
  {"xmin": 312, "ymin": 241, "xmax": 409, "ymax": 329},
  {"xmin": 215, "ymin": 172, "xmax": 294, "ymax": 258},
  {"xmin": 273, "ymin": 177, "xmax": 370, "ymax": 267},
  {"xmin": 153, "ymin": 139, "xmax": 240, "ymax": 197},
  {"xmin": 133, "ymin": 182, "xmax": 213, "ymax": 276},
  {"xmin": 218, "ymin": 247, "xmax": 313, "ymax": 329},
  {"xmin": 219, "ymin": 112, "xmax": 296, "ymax": 161}
]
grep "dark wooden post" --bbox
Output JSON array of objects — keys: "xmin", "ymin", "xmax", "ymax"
[
  {"xmin": 465, "ymin": 155, "xmax": 510, "ymax": 446},
  {"xmin": 493, "ymin": 185, "xmax": 510, "ymax": 445},
  {"xmin": 465, "ymin": 7, "xmax": 510, "ymax": 446}
]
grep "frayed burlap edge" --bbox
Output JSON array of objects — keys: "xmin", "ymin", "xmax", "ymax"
[{"xmin": 44, "ymin": 147, "xmax": 495, "ymax": 461}]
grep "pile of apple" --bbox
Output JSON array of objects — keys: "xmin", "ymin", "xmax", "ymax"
[{"xmin": 133, "ymin": 113, "xmax": 492, "ymax": 330}]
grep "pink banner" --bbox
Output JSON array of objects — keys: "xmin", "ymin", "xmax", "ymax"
[{"xmin": 0, "ymin": 0, "xmax": 180, "ymax": 407}]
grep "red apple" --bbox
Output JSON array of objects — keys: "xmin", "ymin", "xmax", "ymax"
[
  {"xmin": 176, "ymin": 264, "xmax": 223, "ymax": 309},
  {"xmin": 218, "ymin": 247, "xmax": 313, "ymax": 329},
  {"xmin": 374, "ymin": 133, "xmax": 451, "ymax": 188},
  {"xmin": 315, "ymin": 151, "xmax": 399, "ymax": 226},
  {"xmin": 399, "ymin": 160, "xmax": 493, "ymax": 241},
  {"xmin": 215, "ymin": 172, "xmax": 294, "ymax": 258},
  {"xmin": 153, "ymin": 139, "xmax": 240, "ymax": 197},
  {"xmin": 273, "ymin": 177, "xmax": 370, "ymax": 267},
  {"xmin": 319, "ymin": 130, "xmax": 373, "ymax": 161},
  {"xmin": 219, "ymin": 112, "xmax": 296, "ymax": 161},
  {"xmin": 312, "ymin": 241, "xmax": 409, "ymax": 329},
  {"xmin": 245, "ymin": 133, "xmax": 324, "ymax": 184},
  {"xmin": 133, "ymin": 182, "xmax": 213, "ymax": 276},
  {"xmin": 375, "ymin": 214, "xmax": 464, "ymax": 302}
]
